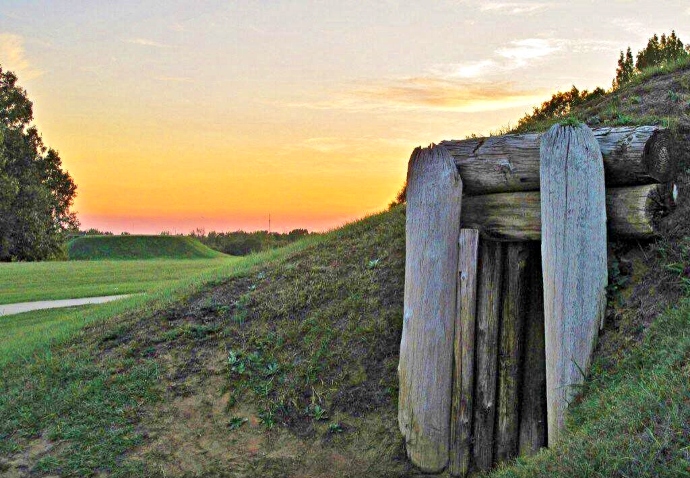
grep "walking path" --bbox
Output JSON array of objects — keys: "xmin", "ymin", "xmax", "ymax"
[{"xmin": 0, "ymin": 295, "xmax": 133, "ymax": 316}]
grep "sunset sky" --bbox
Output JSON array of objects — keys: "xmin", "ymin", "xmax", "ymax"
[{"xmin": 1, "ymin": 1, "xmax": 688, "ymax": 233}]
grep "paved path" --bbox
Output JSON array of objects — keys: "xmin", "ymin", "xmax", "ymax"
[{"xmin": 0, "ymin": 295, "xmax": 133, "ymax": 316}]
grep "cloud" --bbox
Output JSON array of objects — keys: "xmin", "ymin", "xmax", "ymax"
[
  {"xmin": 126, "ymin": 38, "xmax": 169, "ymax": 48},
  {"xmin": 351, "ymin": 77, "xmax": 547, "ymax": 113},
  {"xmin": 497, "ymin": 38, "xmax": 560, "ymax": 65},
  {"xmin": 432, "ymin": 59, "xmax": 497, "ymax": 79},
  {"xmin": 0, "ymin": 33, "xmax": 43, "ymax": 80},
  {"xmin": 479, "ymin": 2, "xmax": 553, "ymax": 14}
]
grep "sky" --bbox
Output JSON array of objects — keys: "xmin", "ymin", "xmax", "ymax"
[{"xmin": 0, "ymin": 1, "xmax": 688, "ymax": 234}]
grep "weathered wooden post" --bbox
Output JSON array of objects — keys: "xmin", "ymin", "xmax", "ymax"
[
  {"xmin": 472, "ymin": 240, "xmax": 504, "ymax": 471},
  {"xmin": 540, "ymin": 123, "xmax": 608, "ymax": 444},
  {"xmin": 399, "ymin": 145, "xmax": 463, "ymax": 472},
  {"xmin": 450, "ymin": 229, "xmax": 479, "ymax": 477},
  {"xmin": 495, "ymin": 242, "xmax": 530, "ymax": 462}
]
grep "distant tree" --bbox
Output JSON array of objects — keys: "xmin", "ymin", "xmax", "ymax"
[
  {"xmin": 613, "ymin": 47, "xmax": 635, "ymax": 89},
  {"xmin": 635, "ymin": 31, "xmax": 688, "ymax": 70},
  {"xmin": 0, "ymin": 66, "xmax": 78, "ymax": 261},
  {"xmin": 82, "ymin": 228, "xmax": 113, "ymax": 236}
]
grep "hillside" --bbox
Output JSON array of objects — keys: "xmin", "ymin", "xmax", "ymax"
[
  {"xmin": 1, "ymin": 69, "xmax": 690, "ymax": 477},
  {"xmin": 67, "ymin": 235, "xmax": 225, "ymax": 260}
]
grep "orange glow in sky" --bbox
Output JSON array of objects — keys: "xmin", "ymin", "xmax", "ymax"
[{"xmin": 1, "ymin": 1, "xmax": 687, "ymax": 233}]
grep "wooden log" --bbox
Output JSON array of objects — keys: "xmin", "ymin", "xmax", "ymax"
[
  {"xmin": 440, "ymin": 126, "xmax": 676, "ymax": 195},
  {"xmin": 472, "ymin": 240, "xmax": 504, "ymax": 471},
  {"xmin": 399, "ymin": 145, "xmax": 463, "ymax": 472},
  {"xmin": 450, "ymin": 229, "xmax": 480, "ymax": 477},
  {"xmin": 461, "ymin": 183, "xmax": 675, "ymax": 241},
  {"xmin": 540, "ymin": 124, "xmax": 608, "ymax": 445},
  {"xmin": 518, "ymin": 244, "xmax": 547, "ymax": 456},
  {"xmin": 495, "ymin": 243, "xmax": 530, "ymax": 462}
]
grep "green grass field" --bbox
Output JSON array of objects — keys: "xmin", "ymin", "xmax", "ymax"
[
  {"xmin": 0, "ymin": 258, "xmax": 234, "ymax": 304},
  {"xmin": 67, "ymin": 235, "xmax": 224, "ymax": 260}
]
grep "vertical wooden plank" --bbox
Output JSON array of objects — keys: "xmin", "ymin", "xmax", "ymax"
[
  {"xmin": 540, "ymin": 124, "xmax": 608, "ymax": 445},
  {"xmin": 399, "ymin": 145, "xmax": 463, "ymax": 472},
  {"xmin": 518, "ymin": 243, "xmax": 547, "ymax": 456},
  {"xmin": 495, "ymin": 242, "xmax": 530, "ymax": 462},
  {"xmin": 450, "ymin": 229, "xmax": 480, "ymax": 477},
  {"xmin": 471, "ymin": 240, "xmax": 504, "ymax": 471}
]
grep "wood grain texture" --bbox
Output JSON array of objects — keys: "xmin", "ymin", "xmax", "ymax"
[
  {"xmin": 399, "ymin": 145, "xmax": 463, "ymax": 472},
  {"xmin": 540, "ymin": 124, "xmax": 608, "ymax": 445},
  {"xmin": 441, "ymin": 126, "xmax": 674, "ymax": 195},
  {"xmin": 495, "ymin": 243, "xmax": 530, "ymax": 462},
  {"xmin": 450, "ymin": 229, "xmax": 480, "ymax": 477},
  {"xmin": 518, "ymin": 244, "xmax": 547, "ymax": 456},
  {"xmin": 472, "ymin": 240, "xmax": 504, "ymax": 471},
  {"xmin": 460, "ymin": 184, "xmax": 674, "ymax": 241}
]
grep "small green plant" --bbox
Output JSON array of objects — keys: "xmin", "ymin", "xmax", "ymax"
[
  {"xmin": 264, "ymin": 362, "xmax": 279, "ymax": 376},
  {"xmin": 307, "ymin": 404, "xmax": 328, "ymax": 421},
  {"xmin": 559, "ymin": 116, "xmax": 581, "ymax": 127},
  {"xmin": 367, "ymin": 258, "xmax": 381, "ymax": 269},
  {"xmin": 668, "ymin": 90, "xmax": 681, "ymax": 102},
  {"xmin": 615, "ymin": 113, "xmax": 634, "ymax": 125},
  {"xmin": 258, "ymin": 409, "xmax": 276, "ymax": 429},
  {"xmin": 328, "ymin": 422, "xmax": 343, "ymax": 433},
  {"xmin": 228, "ymin": 416, "xmax": 248, "ymax": 431},
  {"xmin": 630, "ymin": 95, "xmax": 642, "ymax": 104}
]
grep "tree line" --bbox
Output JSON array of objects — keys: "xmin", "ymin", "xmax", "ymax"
[{"xmin": 190, "ymin": 229, "xmax": 311, "ymax": 256}]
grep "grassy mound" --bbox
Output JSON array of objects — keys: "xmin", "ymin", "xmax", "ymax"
[
  {"xmin": 67, "ymin": 235, "xmax": 225, "ymax": 260},
  {"xmin": 2, "ymin": 68, "xmax": 690, "ymax": 477}
]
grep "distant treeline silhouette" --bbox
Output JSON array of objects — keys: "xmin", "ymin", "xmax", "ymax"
[{"xmin": 191, "ymin": 229, "xmax": 311, "ymax": 256}]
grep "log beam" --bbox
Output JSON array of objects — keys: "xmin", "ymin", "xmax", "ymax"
[
  {"xmin": 461, "ymin": 183, "xmax": 675, "ymax": 241},
  {"xmin": 441, "ymin": 126, "xmax": 676, "ymax": 195}
]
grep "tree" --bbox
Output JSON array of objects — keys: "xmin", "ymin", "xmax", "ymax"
[
  {"xmin": 613, "ymin": 47, "xmax": 635, "ymax": 89},
  {"xmin": 0, "ymin": 65, "xmax": 78, "ymax": 261},
  {"xmin": 635, "ymin": 30, "xmax": 689, "ymax": 71}
]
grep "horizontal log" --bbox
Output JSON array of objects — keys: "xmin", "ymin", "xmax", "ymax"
[
  {"xmin": 440, "ymin": 126, "xmax": 675, "ymax": 195},
  {"xmin": 461, "ymin": 184, "xmax": 674, "ymax": 241}
]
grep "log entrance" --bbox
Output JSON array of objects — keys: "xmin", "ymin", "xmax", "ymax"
[{"xmin": 399, "ymin": 124, "xmax": 684, "ymax": 476}]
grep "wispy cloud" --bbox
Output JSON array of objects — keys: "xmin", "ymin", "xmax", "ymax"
[
  {"xmin": 352, "ymin": 78, "xmax": 547, "ymax": 113},
  {"xmin": 126, "ymin": 38, "xmax": 170, "ymax": 48},
  {"xmin": 0, "ymin": 33, "xmax": 43, "ymax": 79},
  {"xmin": 497, "ymin": 38, "xmax": 559, "ymax": 65},
  {"xmin": 479, "ymin": 2, "xmax": 553, "ymax": 14}
]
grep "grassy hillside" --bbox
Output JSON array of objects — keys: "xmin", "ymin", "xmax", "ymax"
[
  {"xmin": 512, "ymin": 59, "xmax": 690, "ymax": 133},
  {"xmin": 67, "ymin": 235, "xmax": 225, "ymax": 260},
  {"xmin": 2, "ymin": 67, "xmax": 690, "ymax": 477},
  {"xmin": 0, "ymin": 258, "xmax": 233, "ymax": 305}
]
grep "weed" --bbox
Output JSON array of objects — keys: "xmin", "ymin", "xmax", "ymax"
[
  {"xmin": 258, "ymin": 409, "xmax": 276, "ymax": 429},
  {"xmin": 227, "ymin": 416, "xmax": 248, "ymax": 431},
  {"xmin": 328, "ymin": 422, "xmax": 344, "ymax": 433},
  {"xmin": 668, "ymin": 89, "xmax": 681, "ymax": 102},
  {"xmin": 307, "ymin": 404, "xmax": 328, "ymax": 421},
  {"xmin": 367, "ymin": 258, "xmax": 381, "ymax": 269}
]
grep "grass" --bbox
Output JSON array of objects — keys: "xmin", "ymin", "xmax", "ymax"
[
  {"xmin": 1, "ymin": 205, "xmax": 689, "ymax": 476},
  {"xmin": 488, "ymin": 299, "xmax": 690, "ymax": 477},
  {"xmin": 0, "ymin": 238, "xmax": 316, "ymax": 476},
  {"xmin": 0, "ymin": 210, "xmax": 406, "ymax": 477},
  {"xmin": 67, "ymin": 235, "xmax": 225, "ymax": 260},
  {"xmin": 0, "ymin": 258, "xmax": 233, "ymax": 304}
]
